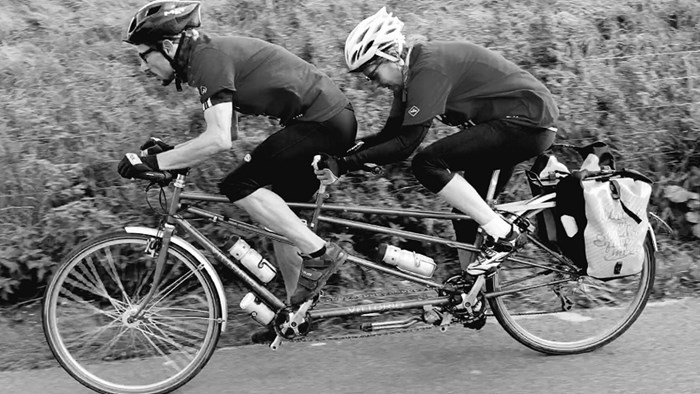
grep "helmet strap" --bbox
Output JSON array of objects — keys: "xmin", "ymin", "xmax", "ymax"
[
  {"xmin": 400, "ymin": 46, "xmax": 413, "ymax": 103},
  {"xmin": 160, "ymin": 32, "xmax": 188, "ymax": 92}
]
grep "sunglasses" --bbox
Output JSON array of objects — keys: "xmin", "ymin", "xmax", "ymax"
[
  {"xmin": 363, "ymin": 62, "xmax": 382, "ymax": 81},
  {"xmin": 138, "ymin": 47, "xmax": 159, "ymax": 62}
]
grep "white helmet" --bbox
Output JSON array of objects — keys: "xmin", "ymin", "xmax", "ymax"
[{"xmin": 344, "ymin": 7, "xmax": 405, "ymax": 71}]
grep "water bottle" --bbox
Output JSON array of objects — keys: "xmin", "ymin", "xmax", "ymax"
[
  {"xmin": 227, "ymin": 237, "xmax": 277, "ymax": 283},
  {"xmin": 240, "ymin": 293, "xmax": 275, "ymax": 325},
  {"xmin": 378, "ymin": 244, "xmax": 436, "ymax": 278}
]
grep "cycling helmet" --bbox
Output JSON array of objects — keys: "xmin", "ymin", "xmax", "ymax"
[
  {"xmin": 344, "ymin": 7, "xmax": 405, "ymax": 72},
  {"xmin": 124, "ymin": 0, "xmax": 202, "ymax": 45}
]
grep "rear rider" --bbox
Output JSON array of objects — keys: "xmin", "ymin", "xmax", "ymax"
[
  {"xmin": 317, "ymin": 7, "xmax": 559, "ymax": 275},
  {"xmin": 117, "ymin": 1, "xmax": 357, "ymax": 310}
]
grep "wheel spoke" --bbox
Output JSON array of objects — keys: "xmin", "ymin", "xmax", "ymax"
[
  {"xmin": 43, "ymin": 233, "xmax": 221, "ymax": 393},
  {"xmin": 487, "ymin": 234, "xmax": 655, "ymax": 354}
]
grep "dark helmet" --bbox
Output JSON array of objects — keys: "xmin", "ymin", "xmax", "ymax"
[{"xmin": 123, "ymin": 1, "xmax": 202, "ymax": 45}]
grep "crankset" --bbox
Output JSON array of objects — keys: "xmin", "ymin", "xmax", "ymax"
[
  {"xmin": 273, "ymin": 306, "xmax": 312, "ymax": 340},
  {"xmin": 269, "ymin": 298, "xmax": 317, "ymax": 350},
  {"xmin": 435, "ymin": 274, "xmax": 487, "ymax": 330}
]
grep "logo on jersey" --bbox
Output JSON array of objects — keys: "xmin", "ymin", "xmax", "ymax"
[
  {"xmin": 408, "ymin": 106, "xmax": 420, "ymax": 117},
  {"xmin": 199, "ymin": 86, "xmax": 207, "ymax": 95}
]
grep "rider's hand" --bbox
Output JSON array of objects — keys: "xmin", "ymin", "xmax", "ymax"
[
  {"xmin": 117, "ymin": 153, "xmax": 159, "ymax": 179},
  {"xmin": 312, "ymin": 153, "xmax": 346, "ymax": 185},
  {"xmin": 140, "ymin": 137, "xmax": 174, "ymax": 156}
]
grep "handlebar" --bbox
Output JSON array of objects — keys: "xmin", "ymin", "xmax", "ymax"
[{"xmin": 132, "ymin": 171, "xmax": 174, "ymax": 184}]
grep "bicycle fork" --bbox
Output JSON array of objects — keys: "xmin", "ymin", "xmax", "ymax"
[
  {"xmin": 130, "ymin": 175, "xmax": 187, "ymax": 321},
  {"xmin": 129, "ymin": 224, "xmax": 176, "ymax": 321}
]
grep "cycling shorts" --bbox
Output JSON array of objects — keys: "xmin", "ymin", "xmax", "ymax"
[{"xmin": 219, "ymin": 104, "xmax": 357, "ymax": 202}]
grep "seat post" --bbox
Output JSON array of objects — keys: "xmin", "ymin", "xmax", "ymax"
[{"xmin": 485, "ymin": 169, "xmax": 501, "ymax": 205}]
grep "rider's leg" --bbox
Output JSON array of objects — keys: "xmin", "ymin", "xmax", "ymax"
[
  {"xmin": 220, "ymin": 107, "xmax": 357, "ymax": 306},
  {"xmin": 452, "ymin": 168, "xmax": 514, "ymax": 269},
  {"xmin": 438, "ymin": 174, "xmax": 511, "ymax": 238},
  {"xmin": 272, "ymin": 241, "xmax": 303, "ymax": 302},
  {"xmin": 412, "ymin": 120, "xmax": 555, "ymax": 274},
  {"xmin": 235, "ymin": 190, "xmax": 325, "ymax": 305},
  {"xmin": 235, "ymin": 189, "xmax": 325, "ymax": 253}
]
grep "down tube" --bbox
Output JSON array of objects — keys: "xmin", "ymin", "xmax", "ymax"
[{"xmin": 174, "ymin": 217, "xmax": 286, "ymax": 310}]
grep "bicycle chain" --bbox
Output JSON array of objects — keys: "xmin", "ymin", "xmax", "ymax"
[{"xmin": 285, "ymin": 286, "xmax": 464, "ymax": 344}]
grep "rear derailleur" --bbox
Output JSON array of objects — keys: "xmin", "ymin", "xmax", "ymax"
[{"xmin": 425, "ymin": 274, "xmax": 487, "ymax": 330}]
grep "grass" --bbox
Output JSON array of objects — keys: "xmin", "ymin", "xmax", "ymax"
[{"xmin": 0, "ymin": 0, "xmax": 698, "ymax": 373}]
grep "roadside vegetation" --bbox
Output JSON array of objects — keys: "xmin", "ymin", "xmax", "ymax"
[{"xmin": 0, "ymin": 0, "xmax": 698, "ymax": 371}]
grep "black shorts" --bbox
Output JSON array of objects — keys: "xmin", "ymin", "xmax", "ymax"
[
  {"xmin": 411, "ymin": 119, "xmax": 556, "ymax": 243},
  {"xmin": 219, "ymin": 105, "xmax": 357, "ymax": 202}
]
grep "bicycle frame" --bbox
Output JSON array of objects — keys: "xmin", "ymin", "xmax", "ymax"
[{"xmin": 129, "ymin": 171, "xmax": 572, "ymax": 328}]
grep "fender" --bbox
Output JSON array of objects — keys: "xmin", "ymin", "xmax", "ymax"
[
  {"xmin": 647, "ymin": 225, "xmax": 658, "ymax": 253},
  {"xmin": 125, "ymin": 226, "xmax": 228, "ymax": 331}
]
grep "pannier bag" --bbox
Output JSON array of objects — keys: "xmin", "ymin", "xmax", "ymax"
[{"xmin": 554, "ymin": 143, "xmax": 653, "ymax": 279}]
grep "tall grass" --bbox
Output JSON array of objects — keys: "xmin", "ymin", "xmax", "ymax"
[{"xmin": 0, "ymin": 0, "xmax": 698, "ymax": 302}]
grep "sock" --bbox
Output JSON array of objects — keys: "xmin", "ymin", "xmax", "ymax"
[
  {"xmin": 308, "ymin": 245, "xmax": 326, "ymax": 258},
  {"xmin": 482, "ymin": 217, "xmax": 511, "ymax": 240}
]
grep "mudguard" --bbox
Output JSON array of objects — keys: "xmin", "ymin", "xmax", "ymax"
[{"xmin": 125, "ymin": 226, "xmax": 228, "ymax": 331}]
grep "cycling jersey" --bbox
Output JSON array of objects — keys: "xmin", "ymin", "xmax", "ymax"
[
  {"xmin": 392, "ymin": 41, "xmax": 559, "ymax": 128},
  {"xmin": 182, "ymin": 34, "xmax": 349, "ymax": 124}
]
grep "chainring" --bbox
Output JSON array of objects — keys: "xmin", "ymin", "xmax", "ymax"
[
  {"xmin": 273, "ymin": 307, "xmax": 312, "ymax": 340},
  {"xmin": 439, "ymin": 274, "xmax": 487, "ymax": 330}
]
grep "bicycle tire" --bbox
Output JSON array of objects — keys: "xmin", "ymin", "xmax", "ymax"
[
  {"xmin": 43, "ymin": 230, "xmax": 222, "ymax": 394},
  {"xmin": 486, "ymin": 232, "xmax": 655, "ymax": 355}
]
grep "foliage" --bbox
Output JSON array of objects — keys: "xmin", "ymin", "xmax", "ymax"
[
  {"xmin": 662, "ymin": 171, "xmax": 700, "ymax": 239},
  {"xmin": 1, "ymin": 0, "xmax": 699, "ymax": 303}
]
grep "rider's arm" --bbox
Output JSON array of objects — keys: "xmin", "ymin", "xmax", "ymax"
[
  {"xmin": 341, "ymin": 120, "xmax": 432, "ymax": 170},
  {"xmin": 356, "ymin": 116, "xmax": 404, "ymax": 147},
  {"xmin": 155, "ymin": 94, "xmax": 236, "ymax": 170}
]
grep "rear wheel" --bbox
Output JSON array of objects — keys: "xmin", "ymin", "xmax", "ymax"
[
  {"xmin": 486, "ymin": 232, "xmax": 655, "ymax": 355},
  {"xmin": 43, "ymin": 231, "xmax": 222, "ymax": 394}
]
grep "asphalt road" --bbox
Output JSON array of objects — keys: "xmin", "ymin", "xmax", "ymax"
[{"xmin": 1, "ymin": 298, "xmax": 698, "ymax": 394}]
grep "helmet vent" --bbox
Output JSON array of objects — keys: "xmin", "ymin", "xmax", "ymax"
[
  {"xmin": 146, "ymin": 6, "xmax": 162, "ymax": 16},
  {"xmin": 343, "ymin": 7, "xmax": 405, "ymax": 71}
]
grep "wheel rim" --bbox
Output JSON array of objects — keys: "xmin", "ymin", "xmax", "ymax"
[
  {"xmin": 488, "ymin": 240, "xmax": 654, "ymax": 353},
  {"xmin": 44, "ymin": 236, "xmax": 219, "ymax": 393}
]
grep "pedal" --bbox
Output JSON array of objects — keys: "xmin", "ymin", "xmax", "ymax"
[
  {"xmin": 422, "ymin": 305, "xmax": 442, "ymax": 325},
  {"xmin": 438, "ymin": 312, "xmax": 453, "ymax": 332}
]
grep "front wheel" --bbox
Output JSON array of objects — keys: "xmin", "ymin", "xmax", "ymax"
[
  {"xmin": 486, "ymin": 233, "xmax": 656, "ymax": 355},
  {"xmin": 43, "ymin": 231, "xmax": 222, "ymax": 394}
]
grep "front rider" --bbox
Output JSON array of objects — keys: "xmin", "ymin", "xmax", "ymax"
[
  {"xmin": 316, "ymin": 7, "xmax": 559, "ymax": 275},
  {"xmin": 117, "ymin": 1, "xmax": 356, "ymax": 311}
]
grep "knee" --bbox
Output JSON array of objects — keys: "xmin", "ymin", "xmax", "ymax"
[
  {"xmin": 411, "ymin": 151, "xmax": 453, "ymax": 193},
  {"xmin": 218, "ymin": 174, "xmax": 259, "ymax": 204}
]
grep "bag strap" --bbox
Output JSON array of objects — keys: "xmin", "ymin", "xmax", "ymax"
[
  {"xmin": 615, "ymin": 168, "xmax": 654, "ymax": 184},
  {"xmin": 610, "ymin": 180, "xmax": 643, "ymax": 224}
]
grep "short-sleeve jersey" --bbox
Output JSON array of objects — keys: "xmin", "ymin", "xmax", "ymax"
[
  {"xmin": 391, "ymin": 41, "xmax": 559, "ymax": 128},
  {"xmin": 185, "ymin": 34, "xmax": 349, "ymax": 124}
]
